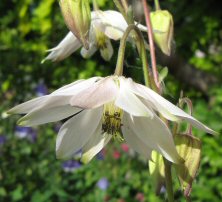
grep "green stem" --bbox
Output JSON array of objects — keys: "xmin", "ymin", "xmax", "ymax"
[
  {"xmin": 92, "ymin": 0, "xmax": 98, "ymax": 10},
  {"xmin": 113, "ymin": 0, "xmax": 127, "ymax": 19},
  {"xmin": 164, "ymin": 158, "xmax": 174, "ymax": 202},
  {"xmin": 114, "ymin": 25, "xmax": 151, "ymax": 87},
  {"xmin": 154, "ymin": 0, "xmax": 161, "ymax": 10}
]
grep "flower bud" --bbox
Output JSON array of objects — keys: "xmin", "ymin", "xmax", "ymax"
[
  {"xmin": 150, "ymin": 10, "xmax": 174, "ymax": 56},
  {"xmin": 59, "ymin": 0, "xmax": 91, "ymax": 49},
  {"xmin": 174, "ymin": 134, "xmax": 201, "ymax": 197}
]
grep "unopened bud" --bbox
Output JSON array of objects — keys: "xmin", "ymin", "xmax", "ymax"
[
  {"xmin": 60, "ymin": 0, "xmax": 91, "ymax": 49},
  {"xmin": 174, "ymin": 134, "xmax": 201, "ymax": 197},
  {"xmin": 150, "ymin": 10, "xmax": 173, "ymax": 56}
]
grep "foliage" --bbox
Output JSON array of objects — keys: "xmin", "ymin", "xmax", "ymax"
[{"xmin": 0, "ymin": 0, "xmax": 222, "ymax": 201}]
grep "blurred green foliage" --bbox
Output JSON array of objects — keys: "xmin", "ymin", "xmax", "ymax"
[{"xmin": 0, "ymin": 0, "xmax": 222, "ymax": 201}]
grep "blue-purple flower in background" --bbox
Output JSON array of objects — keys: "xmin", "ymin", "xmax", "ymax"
[
  {"xmin": 15, "ymin": 126, "xmax": 37, "ymax": 142},
  {"xmin": 97, "ymin": 177, "xmax": 109, "ymax": 190},
  {"xmin": 35, "ymin": 82, "xmax": 48, "ymax": 97},
  {"xmin": 0, "ymin": 135, "xmax": 6, "ymax": 146},
  {"xmin": 62, "ymin": 160, "xmax": 81, "ymax": 172}
]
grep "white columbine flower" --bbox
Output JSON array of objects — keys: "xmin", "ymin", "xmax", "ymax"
[
  {"xmin": 8, "ymin": 76, "xmax": 214, "ymax": 164},
  {"xmin": 42, "ymin": 10, "xmax": 147, "ymax": 63}
]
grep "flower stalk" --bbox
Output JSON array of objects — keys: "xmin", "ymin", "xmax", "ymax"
[
  {"xmin": 114, "ymin": 25, "xmax": 151, "ymax": 87},
  {"xmin": 141, "ymin": 0, "xmax": 160, "ymax": 90}
]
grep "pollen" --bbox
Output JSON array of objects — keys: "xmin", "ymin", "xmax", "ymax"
[{"xmin": 102, "ymin": 102, "xmax": 124, "ymax": 141}]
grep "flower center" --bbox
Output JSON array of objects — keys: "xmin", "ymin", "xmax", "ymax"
[
  {"xmin": 102, "ymin": 102, "xmax": 124, "ymax": 141},
  {"xmin": 95, "ymin": 28, "xmax": 107, "ymax": 50}
]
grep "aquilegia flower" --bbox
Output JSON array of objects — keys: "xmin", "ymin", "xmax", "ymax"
[
  {"xmin": 42, "ymin": 10, "xmax": 147, "ymax": 62},
  {"xmin": 8, "ymin": 76, "xmax": 214, "ymax": 164}
]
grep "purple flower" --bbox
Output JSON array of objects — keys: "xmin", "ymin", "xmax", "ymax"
[
  {"xmin": 15, "ymin": 126, "xmax": 37, "ymax": 142},
  {"xmin": 35, "ymin": 82, "xmax": 48, "ymax": 96},
  {"xmin": 62, "ymin": 160, "xmax": 81, "ymax": 172},
  {"xmin": 0, "ymin": 135, "xmax": 6, "ymax": 145},
  {"xmin": 97, "ymin": 177, "xmax": 109, "ymax": 190},
  {"xmin": 96, "ymin": 149, "xmax": 105, "ymax": 160}
]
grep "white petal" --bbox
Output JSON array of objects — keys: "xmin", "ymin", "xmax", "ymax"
[
  {"xmin": 99, "ymin": 38, "xmax": 114, "ymax": 61},
  {"xmin": 93, "ymin": 10, "xmax": 128, "ymax": 40},
  {"xmin": 52, "ymin": 77, "xmax": 100, "ymax": 96},
  {"xmin": 124, "ymin": 112, "xmax": 183, "ymax": 163},
  {"xmin": 56, "ymin": 107, "xmax": 103, "ymax": 159},
  {"xmin": 93, "ymin": 10, "xmax": 148, "ymax": 40},
  {"xmin": 81, "ymin": 123, "xmax": 111, "ymax": 163},
  {"xmin": 122, "ymin": 114, "xmax": 152, "ymax": 159},
  {"xmin": 8, "ymin": 96, "xmax": 45, "ymax": 114},
  {"xmin": 18, "ymin": 105, "xmax": 81, "ymax": 126},
  {"xmin": 70, "ymin": 77, "xmax": 118, "ymax": 109},
  {"xmin": 127, "ymin": 78, "xmax": 215, "ymax": 134},
  {"xmin": 115, "ymin": 77, "xmax": 153, "ymax": 117},
  {"xmin": 42, "ymin": 32, "xmax": 82, "ymax": 62},
  {"xmin": 80, "ymin": 44, "xmax": 98, "ymax": 58}
]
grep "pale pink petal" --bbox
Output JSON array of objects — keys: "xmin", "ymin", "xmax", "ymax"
[{"xmin": 70, "ymin": 77, "xmax": 118, "ymax": 109}]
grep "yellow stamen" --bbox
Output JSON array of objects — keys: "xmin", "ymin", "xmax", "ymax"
[{"xmin": 102, "ymin": 102, "xmax": 124, "ymax": 141}]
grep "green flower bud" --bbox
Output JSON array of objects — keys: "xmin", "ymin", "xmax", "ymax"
[
  {"xmin": 150, "ymin": 10, "xmax": 174, "ymax": 56},
  {"xmin": 60, "ymin": 0, "xmax": 91, "ymax": 49},
  {"xmin": 174, "ymin": 134, "xmax": 201, "ymax": 197}
]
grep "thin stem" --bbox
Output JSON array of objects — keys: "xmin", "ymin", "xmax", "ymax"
[
  {"xmin": 113, "ymin": 0, "xmax": 127, "ymax": 19},
  {"xmin": 154, "ymin": 0, "xmax": 161, "ymax": 10},
  {"xmin": 164, "ymin": 158, "xmax": 174, "ymax": 202},
  {"xmin": 92, "ymin": 0, "xmax": 98, "ymax": 10},
  {"xmin": 142, "ymin": 0, "xmax": 160, "ymax": 90},
  {"xmin": 115, "ymin": 25, "xmax": 151, "ymax": 87},
  {"xmin": 121, "ymin": 0, "xmax": 128, "ymax": 12}
]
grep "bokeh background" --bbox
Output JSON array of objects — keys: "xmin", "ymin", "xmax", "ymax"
[{"xmin": 1, "ymin": 0, "xmax": 222, "ymax": 201}]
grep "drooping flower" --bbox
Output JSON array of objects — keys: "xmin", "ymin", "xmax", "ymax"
[
  {"xmin": 42, "ymin": 10, "xmax": 147, "ymax": 63},
  {"xmin": 8, "ymin": 76, "xmax": 214, "ymax": 164}
]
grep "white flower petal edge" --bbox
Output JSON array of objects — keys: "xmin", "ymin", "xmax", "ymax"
[
  {"xmin": 80, "ymin": 44, "xmax": 98, "ymax": 59},
  {"xmin": 122, "ymin": 114, "xmax": 152, "ymax": 159},
  {"xmin": 56, "ymin": 107, "xmax": 103, "ymax": 159},
  {"xmin": 81, "ymin": 123, "xmax": 111, "ymax": 164},
  {"xmin": 42, "ymin": 32, "xmax": 81, "ymax": 62},
  {"xmin": 70, "ymin": 77, "xmax": 118, "ymax": 109},
  {"xmin": 115, "ymin": 78, "xmax": 153, "ymax": 117},
  {"xmin": 126, "ymin": 78, "xmax": 215, "ymax": 134},
  {"xmin": 93, "ymin": 10, "xmax": 147, "ymax": 40},
  {"xmin": 18, "ymin": 105, "xmax": 81, "ymax": 127},
  {"xmin": 8, "ymin": 77, "xmax": 99, "ymax": 114},
  {"xmin": 123, "ymin": 113, "xmax": 183, "ymax": 163}
]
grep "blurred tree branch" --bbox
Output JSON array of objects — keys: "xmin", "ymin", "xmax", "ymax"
[{"xmin": 157, "ymin": 53, "xmax": 218, "ymax": 95}]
